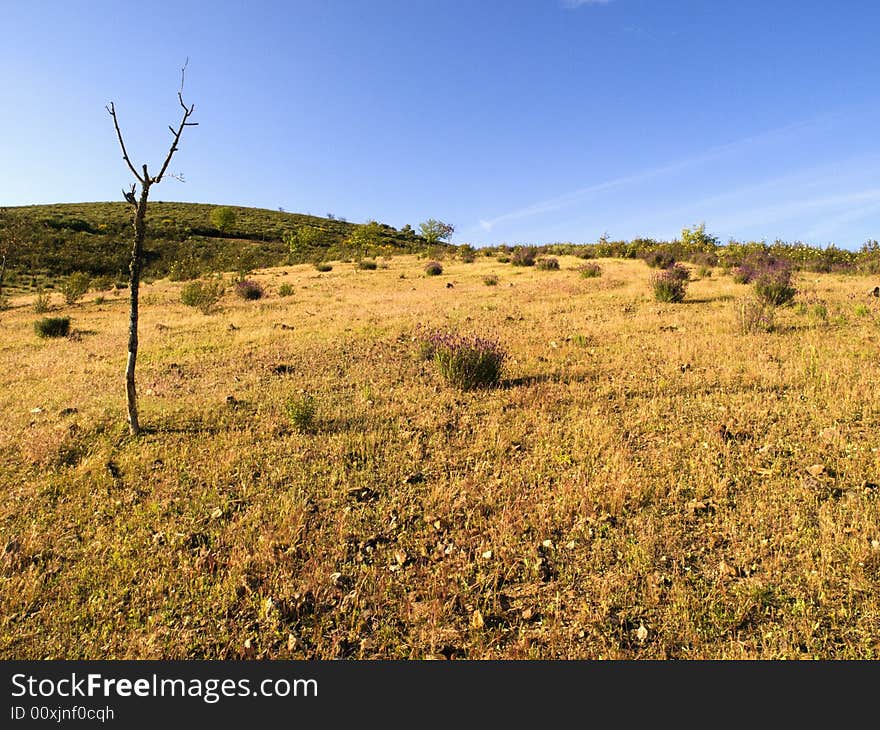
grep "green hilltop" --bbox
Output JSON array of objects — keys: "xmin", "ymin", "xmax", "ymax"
[{"xmin": 0, "ymin": 201, "xmax": 445, "ymax": 286}]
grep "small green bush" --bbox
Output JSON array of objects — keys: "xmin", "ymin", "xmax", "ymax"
[
  {"xmin": 90, "ymin": 275, "xmax": 115, "ymax": 291},
  {"xmin": 61, "ymin": 272, "xmax": 91, "ymax": 304},
  {"xmin": 735, "ymin": 298, "xmax": 775, "ymax": 334},
  {"xmin": 424, "ymin": 261, "xmax": 444, "ymax": 276},
  {"xmin": 420, "ymin": 329, "xmax": 507, "ymax": 390},
  {"xmin": 483, "ymin": 275, "xmax": 499, "ymax": 286},
  {"xmin": 314, "ymin": 262, "xmax": 333, "ymax": 272},
  {"xmin": 33, "ymin": 289, "xmax": 51, "ymax": 313},
  {"xmin": 278, "ymin": 283, "xmax": 294, "ymax": 297},
  {"xmin": 754, "ymin": 272, "xmax": 796, "ymax": 307},
  {"xmin": 651, "ymin": 270, "xmax": 687, "ymax": 303},
  {"xmin": 510, "ymin": 247, "xmax": 536, "ymax": 267},
  {"xmin": 357, "ymin": 259, "xmax": 378, "ymax": 270},
  {"xmin": 577, "ymin": 263, "xmax": 602, "ymax": 278},
  {"xmin": 34, "ymin": 316, "xmax": 70, "ymax": 338},
  {"xmin": 536, "ymin": 257, "xmax": 560, "ymax": 271},
  {"xmin": 233, "ymin": 279, "xmax": 265, "ymax": 300},
  {"xmin": 643, "ymin": 250, "xmax": 676, "ymax": 269},
  {"xmin": 286, "ymin": 393, "xmax": 316, "ymax": 433},
  {"xmin": 168, "ymin": 257, "xmax": 202, "ymax": 282},
  {"xmin": 665, "ymin": 263, "xmax": 690, "ymax": 282},
  {"xmin": 181, "ymin": 279, "xmax": 225, "ymax": 314}
]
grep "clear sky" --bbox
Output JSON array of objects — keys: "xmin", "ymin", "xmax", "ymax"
[{"xmin": 3, "ymin": 0, "xmax": 880, "ymax": 249}]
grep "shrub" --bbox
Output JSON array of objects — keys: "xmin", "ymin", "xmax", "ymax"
[
  {"xmin": 483, "ymin": 275, "xmax": 499, "ymax": 286},
  {"xmin": 286, "ymin": 393, "xmax": 316, "ymax": 433},
  {"xmin": 643, "ymin": 250, "xmax": 676, "ymax": 269},
  {"xmin": 854, "ymin": 303, "xmax": 870, "ymax": 317},
  {"xmin": 34, "ymin": 316, "xmax": 70, "ymax": 338},
  {"xmin": 61, "ymin": 272, "xmax": 91, "ymax": 305},
  {"xmin": 732, "ymin": 266, "xmax": 754, "ymax": 284},
  {"xmin": 665, "ymin": 263, "xmax": 690, "ymax": 282},
  {"xmin": 651, "ymin": 270, "xmax": 687, "ymax": 303},
  {"xmin": 94, "ymin": 296, "xmax": 105, "ymax": 305},
  {"xmin": 90, "ymin": 275, "xmax": 115, "ymax": 291},
  {"xmin": 753, "ymin": 260, "xmax": 796, "ymax": 306},
  {"xmin": 577, "ymin": 263, "xmax": 602, "ymax": 278},
  {"xmin": 735, "ymin": 298, "xmax": 775, "ymax": 334},
  {"xmin": 33, "ymin": 288, "xmax": 50, "ymax": 313},
  {"xmin": 278, "ymin": 283, "xmax": 294, "ymax": 297},
  {"xmin": 690, "ymin": 251, "xmax": 719, "ymax": 268},
  {"xmin": 419, "ymin": 329, "xmax": 507, "ymax": 390},
  {"xmin": 496, "ymin": 255, "xmax": 511, "ymax": 264},
  {"xmin": 168, "ymin": 257, "xmax": 202, "ymax": 282},
  {"xmin": 234, "ymin": 279, "xmax": 265, "ymax": 300},
  {"xmin": 314, "ymin": 262, "xmax": 333, "ymax": 272},
  {"xmin": 424, "ymin": 261, "xmax": 444, "ymax": 276},
  {"xmin": 357, "ymin": 259, "xmax": 378, "ymax": 270},
  {"xmin": 510, "ymin": 247, "xmax": 536, "ymax": 267},
  {"xmin": 181, "ymin": 279, "xmax": 225, "ymax": 314},
  {"xmin": 536, "ymin": 257, "xmax": 560, "ymax": 271}
]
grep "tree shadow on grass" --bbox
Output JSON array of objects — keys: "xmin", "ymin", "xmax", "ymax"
[
  {"xmin": 499, "ymin": 371, "xmax": 594, "ymax": 389},
  {"xmin": 682, "ymin": 294, "xmax": 736, "ymax": 305}
]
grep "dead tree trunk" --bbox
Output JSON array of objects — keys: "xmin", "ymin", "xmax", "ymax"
[{"xmin": 107, "ymin": 62, "xmax": 197, "ymax": 436}]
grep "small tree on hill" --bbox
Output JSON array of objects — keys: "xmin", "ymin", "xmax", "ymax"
[
  {"xmin": 346, "ymin": 220, "xmax": 384, "ymax": 259},
  {"xmin": 680, "ymin": 223, "xmax": 719, "ymax": 250},
  {"xmin": 284, "ymin": 225, "xmax": 323, "ymax": 261},
  {"xmin": 419, "ymin": 219, "xmax": 455, "ymax": 244},
  {"xmin": 211, "ymin": 206, "xmax": 236, "ymax": 233},
  {"xmin": 107, "ymin": 60, "xmax": 197, "ymax": 436}
]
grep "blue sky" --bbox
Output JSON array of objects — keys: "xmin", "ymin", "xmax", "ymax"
[{"xmin": 3, "ymin": 0, "xmax": 880, "ymax": 249}]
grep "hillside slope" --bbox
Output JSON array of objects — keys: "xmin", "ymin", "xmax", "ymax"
[{"xmin": 1, "ymin": 202, "xmax": 443, "ymax": 285}]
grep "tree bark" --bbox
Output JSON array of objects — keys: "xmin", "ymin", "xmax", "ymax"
[{"xmin": 126, "ymin": 183, "xmax": 151, "ymax": 436}]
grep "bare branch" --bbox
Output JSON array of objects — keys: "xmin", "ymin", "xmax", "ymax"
[
  {"xmin": 123, "ymin": 184, "xmax": 137, "ymax": 206},
  {"xmin": 106, "ymin": 102, "xmax": 145, "ymax": 184},
  {"xmin": 154, "ymin": 95, "xmax": 196, "ymax": 184}
]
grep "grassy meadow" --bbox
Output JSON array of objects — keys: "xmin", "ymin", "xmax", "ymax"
[{"xmin": 2, "ymin": 254, "xmax": 879, "ymax": 658}]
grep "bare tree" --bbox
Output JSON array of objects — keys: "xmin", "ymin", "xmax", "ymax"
[{"xmin": 107, "ymin": 61, "xmax": 197, "ymax": 435}]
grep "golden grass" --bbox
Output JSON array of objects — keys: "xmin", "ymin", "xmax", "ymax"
[{"xmin": 1, "ymin": 256, "xmax": 879, "ymax": 659}]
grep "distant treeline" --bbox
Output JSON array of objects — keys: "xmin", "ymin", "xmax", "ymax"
[
  {"xmin": 3, "ymin": 207, "xmax": 879, "ymax": 285},
  {"xmin": 478, "ymin": 226, "xmax": 880, "ymax": 274}
]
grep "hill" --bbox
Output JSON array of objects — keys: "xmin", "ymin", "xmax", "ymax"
[{"xmin": 0, "ymin": 201, "xmax": 445, "ymax": 289}]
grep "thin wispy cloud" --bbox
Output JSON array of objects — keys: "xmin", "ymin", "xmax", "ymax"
[
  {"xmin": 562, "ymin": 0, "xmax": 613, "ymax": 7},
  {"xmin": 472, "ymin": 113, "xmax": 838, "ymax": 236},
  {"xmin": 703, "ymin": 188, "xmax": 880, "ymax": 241}
]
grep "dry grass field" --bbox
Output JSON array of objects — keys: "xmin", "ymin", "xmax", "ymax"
[{"xmin": 1, "ymin": 255, "xmax": 879, "ymax": 659}]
